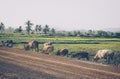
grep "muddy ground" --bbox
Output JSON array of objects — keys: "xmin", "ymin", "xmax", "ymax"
[{"xmin": 0, "ymin": 47, "xmax": 120, "ymax": 79}]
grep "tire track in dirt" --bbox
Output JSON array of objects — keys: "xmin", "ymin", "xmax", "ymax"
[
  {"xmin": 0, "ymin": 52, "xmax": 92, "ymax": 79},
  {"xmin": 0, "ymin": 50, "xmax": 120, "ymax": 76},
  {"xmin": 0, "ymin": 48, "xmax": 120, "ymax": 79}
]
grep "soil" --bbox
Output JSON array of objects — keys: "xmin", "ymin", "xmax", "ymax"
[{"xmin": 0, "ymin": 47, "xmax": 120, "ymax": 79}]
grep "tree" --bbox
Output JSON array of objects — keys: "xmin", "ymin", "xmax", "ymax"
[
  {"xmin": 88, "ymin": 30, "xmax": 94, "ymax": 36},
  {"xmin": 25, "ymin": 20, "xmax": 33, "ymax": 35},
  {"xmin": 18, "ymin": 26, "xmax": 23, "ymax": 33},
  {"xmin": 5, "ymin": 27, "xmax": 14, "ymax": 33},
  {"xmin": 73, "ymin": 31, "xmax": 77, "ymax": 36},
  {"xmin": 77, "ymin": 31, "xmax": 84, "ymax": 37},
  {"xmin": 43, "ymin": 25, "xmax": 50, "ymax": 34},
  {"xmin": 77, "ymin": 31, "xmax": 81, "ymax": 36},
  {"xmin": 35, "ymin": 25, "xmax": 39, "ymax": 34},
  {"xmin": 0, "ymin": 22, "xmax": 5, "ymax": 33},
  {"xmin": 67, "ymin": 32, "xmax": 72, "ymax": 36},
  {"xmin": 96, "ymin": 30, "xmax": 108, "ymax": 37},
  {"xmin": 38, "ymin": 25, "xmax": 42, "ymax": 34},
  {"xmin": 114, "ymin": 32, "xmax": 120, "ymax": 38},
  {"xmin": 14, "ymin": 26, "xmax": 23, "ymax": 33},
  {"xmin": 35, "ymin": 25, "xmax": 42, "ymax": 34},
  {"xmin": 51, "ymin": 28, "xmax": 56, "ymax": 35}
]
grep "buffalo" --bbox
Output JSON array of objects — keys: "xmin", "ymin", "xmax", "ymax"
[
  {"xmin": 94, "ymin": 49, "xmax": 115, "ymax": 64},
  {"xmin": 56, "ymin": 49, "xmax": 68, "ymax": 57},
  {"xmin": 0, "ymin": 41, "xmax": 4, "ymax": 47},
  {"xmin": 5, "ymin": 40, "xmax": 13, "ymax": 47},
  {"xmin": 42, "ymin": 42, "xmax": 54, "ymax": 54},
  {"xmin": 71, "ymin": 52, "xmax": 89, "ymax": 60},
  {"xmin": 24, "ymin": 40, "xmax": 39, "ymax": 52}
]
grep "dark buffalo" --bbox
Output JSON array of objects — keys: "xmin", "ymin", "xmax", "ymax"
[
  {"xmin": 5, "ymin": 40, "xmax": 13, "ymax": 47},
  {"xmin": 24, "ymin": 40, "xmax": 39, "ymax": 52},
  {"xmin": 71, "ymin": 52, "xmax": 89, "ymax": 60},
  {"xmin": 56, "ymin": 49, "xmax": 68, "ymax": 57}
]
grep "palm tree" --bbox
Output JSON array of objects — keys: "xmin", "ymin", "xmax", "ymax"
[
  {"xmin": 0, "ymin": 22, "xmax": 5, "ymax": 33},
  {"xmin": 43, "ymin": 25, "xmax": 50, "ymax": 34},
  {"xmin": 38, "ymin": 25, "xmax": 42, "ymax": 34},
  {"xmin": 35, "ymin": 25, "xmax": 42, "ymax": 34},
  {"xmin": 35, "ymin": 25, "xmax": 39, "ymax": 34},
  {"xmin": 51, "ymin": 28, "xmax": 56, "ymax": 35},
  {"xmin": 25, "ymin": 20, "xmax": 33, "ymax": 35}
]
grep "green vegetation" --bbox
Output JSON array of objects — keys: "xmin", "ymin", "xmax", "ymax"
[
  {"xmin": 1, "ymin": 33, "xmax": 120, "ymax": 65},
  {"xmin": 0, "ymin": 20, "xmax": 120, "ymax": 65},
  {"xmin": 0, "ymin": 21, "xmax": 120, "ymax": 38},
  {"xmin": 0, "ymin": 33, "xmax": 120, "ymax": 43},
  {"xmin": 4, "ymin": 34, "xmax": 119, "ymax": 54}
]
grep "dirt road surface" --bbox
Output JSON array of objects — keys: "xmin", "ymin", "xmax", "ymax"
[{"xmin": 0, "ymin": 47, "xmax": 120, "ymax": 79}]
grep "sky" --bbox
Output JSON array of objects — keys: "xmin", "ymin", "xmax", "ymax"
[{"xmin": 0, "ymin": 0, "xmax": 120, "ymax": 31}]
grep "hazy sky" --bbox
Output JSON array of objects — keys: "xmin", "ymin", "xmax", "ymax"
[{"xmin": 0, "ymin": 0, "xmax": 120, "ymax": 31}]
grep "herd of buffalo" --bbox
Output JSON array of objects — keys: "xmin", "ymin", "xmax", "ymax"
[{"xmin": 0, "ymin": 40, "xmax": 116, "ymax": 64}]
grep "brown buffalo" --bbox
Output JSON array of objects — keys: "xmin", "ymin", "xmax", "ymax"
[
  {"xmin": 24, "ymin": 40, "xmax": 39, "ymax": 52},
  {"xmin": 0, "ymin": 41, "xmax": 4, "ymax": 47},
  {"xmin": 94, "ymin": 49, "xmax": 115, "ymax": 64},
  {"xmin": 56, "ymin": 49, "xmax": 68, "ymax": 57},
  {"xmin": 42, "ymin": 42, "xmax": 54, "ymax": 54}
]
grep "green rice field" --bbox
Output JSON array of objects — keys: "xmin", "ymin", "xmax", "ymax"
[{"xmin": 1, "ymin": 34, "xmax": 120, "ymax": 55}]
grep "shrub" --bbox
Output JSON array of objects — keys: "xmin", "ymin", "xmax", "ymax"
[{"xmin": 111, "ymin": 53, "xmax": 120, "ymax": 66}]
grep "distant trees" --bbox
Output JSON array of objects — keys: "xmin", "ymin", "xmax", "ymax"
[
  {"xmin": 25, "ymin": 20, "xmax": 34, "ymax": 35},
  {"xmin": 0, "ymin": 21, "xmax": 120, "ymax": 38},
  {"xmin": 0, "ymin": 22, "xmax": 5, "ymax": 33},
  {"xmin": 43, "ymin": 25, "xmax": 50, "ymax": 34},
  {"xmin": 96, "ymin": 30, "xmax": 108, "ymax": 37},
  {"xmin": 14, "ymin": 26, "xmax": 23, "ymax": 33},
  {"xmin": 35, "ymin": 25, "xmax": 42, "ymax": 34},
  {"xmin": 114, "ymin": 32, "xmax": 120, "ymax": 38},
  {"xmin": 67, "ymin": 32, "xmax": 72, "ymax": 36},
  {"xmin": 5, "ymin": 27, "xmax": 14, "ymax": 33},
  {"xmin": 73, "ymin": 31, "xmax": 78, "ymax": 36},
  {"xmin": 51, "ymin": 28, "xmax": 56, "ymax": 35}
]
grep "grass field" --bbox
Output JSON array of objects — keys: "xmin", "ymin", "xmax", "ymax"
[
  {"xmin": 1, "ymin": 34, "xmax": 120, "ymax": 55},
  {"xmin": 0, "ymin": 34, "xmax": 120, "ymax": 44},
  {"xmin": 1, "ymin": 33, "xmax": 120, "ymax": 63},
  {"xmin": 13, "ymin": 43, "xmax": 120, "ymax": 54},
  {"xmin": 13, "ymin": 42, "xmax": 120, "ymax": 61}
]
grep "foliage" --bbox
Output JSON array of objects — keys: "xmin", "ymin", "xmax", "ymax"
[
  {"xmin": 43, "ymin": 25, "xmax": 50, "ymax": 34},
  {"xmin": 14, "ymin": 26, "xmax": 23, "ymax": 33},
  {"xmin": 51, "ymin": 28, "xmax": 56, "ymax": 35},
  {"xmin": 1, "ymin": 33, "xmax": 120, "ymax": 65},
  {"xmin": 0, "ymin": 22, "xmax": 5, "ymax": 33},
  {"xmin": 5, "ymin": 27, "xmax": 14, "ymax": 33},
  {"xmin": 111, "ymin": 53, "xmax": 120, "ymax": 66},
  {"xmin": 35, "ymin": 25, "xmax": 42, "ymax": 34},
  {"xmin": 25, "ymin": 20, "xmax": 34, "ymax": 35},
  {"xmin": 0, "ymin": 21, "xmax": 120, "ymax": 38}
]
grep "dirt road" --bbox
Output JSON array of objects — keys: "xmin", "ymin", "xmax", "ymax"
[{"xmin": 0, "ymin": 47, "xmax": 120, "ymax": 79}]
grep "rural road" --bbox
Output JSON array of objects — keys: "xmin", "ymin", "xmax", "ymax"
[{"xmin": 0, "ymin": 47, "xmax": 120, "ymax": 79}]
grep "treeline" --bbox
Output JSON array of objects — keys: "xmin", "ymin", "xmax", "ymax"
[{"xmin": 0, "ymin": 21, "xmax": 120, "ymax": 38}]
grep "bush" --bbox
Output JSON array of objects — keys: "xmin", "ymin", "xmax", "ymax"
[{"xmin": 111, "ymin": 53, "xmax": 120, "ymax": 66}]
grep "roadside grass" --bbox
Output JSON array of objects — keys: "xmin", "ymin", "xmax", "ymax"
[
  {"xmin": 1, "ymin": 33, "xmax": 120, "ymax": 58},
  {"xmin": 1, "ymin": 34, "xmax": 120, "ymax": 54},
  {"xmin": 1, "ymin": 33, "xmax": 120, "ymax": 65},
  {"xmin": 13, "ymin": 43, "xmax": 120, "ymax": 54},
  {"xmin": 0, "ymin": 35, "xmax": 120, "ymax": 44},
  {"xmin": 13, "ymin": 42, "xmax": 120, "ymax": 62}
]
